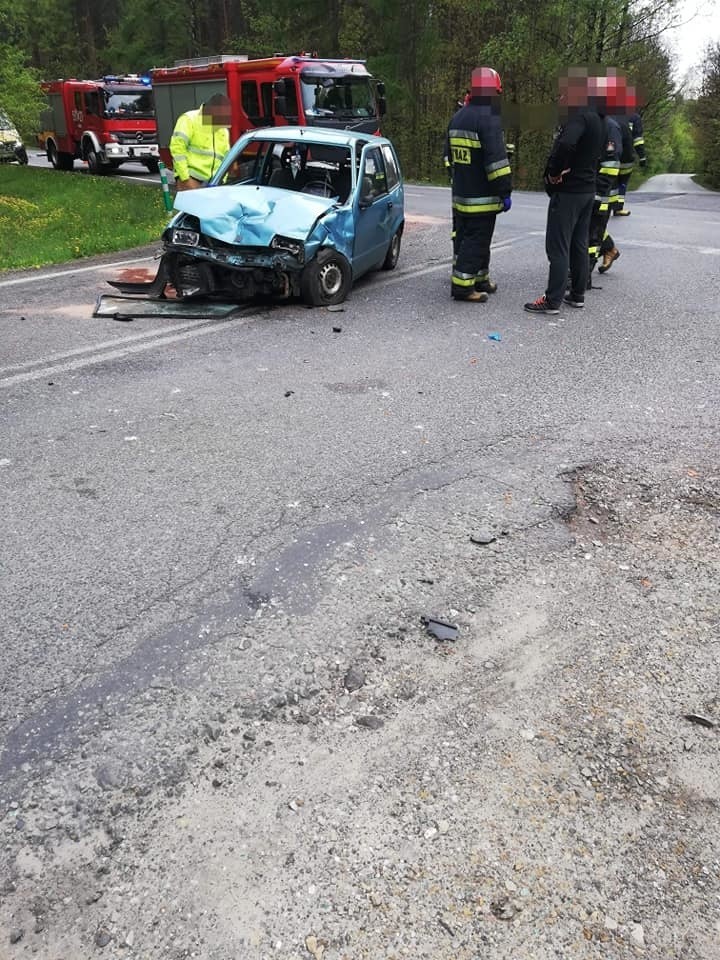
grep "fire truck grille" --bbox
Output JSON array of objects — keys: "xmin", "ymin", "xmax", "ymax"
[{"xmin": 113, "ymin": 131, "xmax": 150, "ymax": 144}]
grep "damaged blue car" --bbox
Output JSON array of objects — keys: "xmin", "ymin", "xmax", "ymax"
[{"xmin": 124, "ymin": 127, "xmax": 404, "ymax": 307}]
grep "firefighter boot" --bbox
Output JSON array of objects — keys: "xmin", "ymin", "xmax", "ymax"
[
  {"xmin": 475, "ymin": 279, "xmax": 497, "ymax": 294},
  {"xmin": 463, "ymin": 289, "xmax": 489, "ymax": 303},
  {"xmin": 598, "ymin": 247, "xmax": 620, "ymax": 273}
]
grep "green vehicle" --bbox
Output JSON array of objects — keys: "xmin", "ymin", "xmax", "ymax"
[{"xmin": 0, "ymin": 109, "xmax": 28, "ymax": 164}]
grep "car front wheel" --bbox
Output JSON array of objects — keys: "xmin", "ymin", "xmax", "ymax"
[{"xmin": 301, "ymin": 248, "xmax": 352, "ymax": 306}]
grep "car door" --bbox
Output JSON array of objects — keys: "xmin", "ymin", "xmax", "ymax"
[{"xmin": 352, "ymin": 143, "xmax": 396, "ymax": 276}]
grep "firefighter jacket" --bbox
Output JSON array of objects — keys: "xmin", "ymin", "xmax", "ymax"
[
  {"xmin": 170, "ymin": 107, "xmax": 230, "ymax": 183},
  {"xmin": 445, "ymin": 102, "xmax": 512, "ymax": 216},
  {"xmin": 595, "ymin": 116, "xmax": 621, "ymax": 211}
]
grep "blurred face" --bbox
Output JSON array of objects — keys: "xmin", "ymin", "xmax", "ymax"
[{"xmin": 206, "ymin": 103, "xmax": 232, "ymax": 127}]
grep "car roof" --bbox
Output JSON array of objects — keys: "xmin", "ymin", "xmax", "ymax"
[{"xmin": 242, "ymin": 126, "xmax": 392, "ymax": 149}]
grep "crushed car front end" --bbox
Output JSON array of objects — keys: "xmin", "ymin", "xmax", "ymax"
[{"xmin": 159, "ymin": 186, "xmax": 345, "ymax": 301}]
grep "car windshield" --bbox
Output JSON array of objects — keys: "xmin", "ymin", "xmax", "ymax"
[
  {"xmin": 220, "ymin": 138, "xmax": 354, "ymax": 202},
  {"xmin": 0, "ymin": 109, "xmax": 17, "ymax": 131},
  {"xmin": 300, "ymin": 75, "xmax": 376, "ymax": 120},
  {"xmin": 103, "ymin": 90, "xmax": 155, "ymax": 119}
]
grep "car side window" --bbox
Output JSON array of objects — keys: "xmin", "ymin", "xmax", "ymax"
[
  {"xmin": 360, "ymin": 146, "xmax": 388, "ymax": 202},
  {"xmin": 381, "ymin": 144, "xmax": 400, "ymax": 190}
]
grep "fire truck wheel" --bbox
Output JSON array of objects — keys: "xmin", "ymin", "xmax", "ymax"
[
  {"xmin": 301, "ymin": 248, "xmax": 351, "ymax": 307},
  {"xmin": 381, "ymin": 226, "xmax": 403, "ymax": 271},
  {"xmin": 144, "ymin": 159, "xmax": 160, "ymax": 174},
  {"xmin": 86, "ymin": 148, "xmax": 106, "ymax": 175},
  {"xmin": 48, "ymin": 142, "xmax": 73, "ymax": 171}
]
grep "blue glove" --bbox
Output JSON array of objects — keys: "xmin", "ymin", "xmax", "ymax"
[{"xmin": 502, "ymin": 196, "xmax": 512, "ymax": 212}]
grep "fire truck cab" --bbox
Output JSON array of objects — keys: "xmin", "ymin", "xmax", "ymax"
[
  {"xmin": 42, "ymin": 75, "xmax": 160, "ymax": 174},
  {"xmin": 151, "ymin": 54, "xmax": 386, "ymax": 171}
]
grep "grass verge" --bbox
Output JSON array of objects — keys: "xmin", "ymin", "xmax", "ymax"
[{"xmin": 0, "ymin": 165, "xmax": 169, "ymax": 271}]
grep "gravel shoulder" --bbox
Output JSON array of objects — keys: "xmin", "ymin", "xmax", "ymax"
[{"xmin": 2, "ymin": 432, "xmax": 718, "ymax": 959}]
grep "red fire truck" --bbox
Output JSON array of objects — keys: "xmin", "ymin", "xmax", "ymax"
[
  {"xmin": 41, "ymin": 75, "xmax": 160, "ymax": 174},
  {"xmin": 150, "ymin": 54, "xmax": 386, "ymax": 171}
]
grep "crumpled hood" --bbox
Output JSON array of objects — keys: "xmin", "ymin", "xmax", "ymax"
[{"xmin": 173, "ymin": 185, "xmax": 337, "ymax": 246}]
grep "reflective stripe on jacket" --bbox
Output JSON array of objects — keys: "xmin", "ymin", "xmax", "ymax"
[
  {"xmin": 169, "ymin": 107, "xmax": 230, "ymax": 183},
  {"xmin": 445, "ymin": 103, "xmax": 512, "ymax": 216}
]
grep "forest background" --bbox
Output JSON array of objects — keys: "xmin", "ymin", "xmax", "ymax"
[{"xmin": 0, "ymin": 0, "xmax": 718, "ymax": 188}]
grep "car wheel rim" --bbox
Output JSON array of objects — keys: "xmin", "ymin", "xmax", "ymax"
[{"xmin": 318, "ymin": 262, "xmax": 343, "ymax": 297}]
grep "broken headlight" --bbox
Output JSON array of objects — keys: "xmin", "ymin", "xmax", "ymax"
[
  {"xmin": 171, "ymin": 228, "xmax": 200, "ymax": 247},
  {"xmin": 271, "ymin": 235, "xmax": 304, "ymax": 262}
]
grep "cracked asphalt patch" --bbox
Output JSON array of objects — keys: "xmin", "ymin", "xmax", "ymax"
[{"xmin": 1, "ymin": 439, "xmax": 718, "ymax": 959}]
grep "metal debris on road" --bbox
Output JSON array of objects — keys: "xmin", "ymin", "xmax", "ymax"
[
  {"xmin": 682, "ymin": 713, "xmax": 716, "ymax": 729},
  {"xmin": 421, "ymin": 616, "xmax": 459, "ymax": 642},
  {"xmin": 93, "ymin": 295, "xmax": 244, "ymax": 321}
]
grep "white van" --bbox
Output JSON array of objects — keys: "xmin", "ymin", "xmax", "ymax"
[{"xmin": 0, "ymin": 109, "xmax": 28, "ymax": 164}]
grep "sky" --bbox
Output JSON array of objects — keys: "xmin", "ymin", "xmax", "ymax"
[{"xmin": 664, "ymin": 0, "xmax": 720, "ymax": 80}]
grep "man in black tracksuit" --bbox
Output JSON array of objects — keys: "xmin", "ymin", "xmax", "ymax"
[
  {"xmin": 524, "ymin": 74, "xmax": 606, "ymax": 314},
  {"xmin": 446, "ymin": 67, "xmax": 512, "ymax": 303}
]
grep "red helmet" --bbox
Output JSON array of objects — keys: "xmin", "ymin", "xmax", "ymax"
[{"xmin": 471, "ymin": 67, "xmax": 502, "ymax": 96}]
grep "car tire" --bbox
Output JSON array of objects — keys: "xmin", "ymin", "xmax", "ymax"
[
  {"xmin": 144, "ymin": 159, "xmax": 160, "ymax": 174},
  {"xmin": 48, "ymin": 141, "xmax": 74, "ymax": 171},
  {"xmin": 301, "ymin": 248, "xmax": 352, "ymax": 307},
  {"xmin": 382, "ymin": 226, "xmax": 403, "ymax": 270},
  {"xmin": 15, "ymin": 146, "xmax": 29, "ymax": 165},
  {"xmin": 86, "ymin": 148, "xmax": 106, "ymax": 175}
]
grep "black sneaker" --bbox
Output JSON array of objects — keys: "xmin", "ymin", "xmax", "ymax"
[
  {"xmin": 524, "ymin": 295, "xmax": 559, "ymax": 315},
  {"xmin": 563, "ymin": 294, "xmax": 585, "ymax": 308}
]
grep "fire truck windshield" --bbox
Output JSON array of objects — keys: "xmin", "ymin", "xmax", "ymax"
[
  {"xmin": 102, "ymin": 90, "xmax": 155, "ymax": 120},
  {"xmin": 300, "ymin": 75, "xmax": 376, "ymax": 120}
]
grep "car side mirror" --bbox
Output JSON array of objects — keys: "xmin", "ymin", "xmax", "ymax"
[{"xmin": 359, "ymin": 176, "xmax": 375, "ymax": 208}]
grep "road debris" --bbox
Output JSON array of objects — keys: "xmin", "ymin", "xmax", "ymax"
[
  {"xmin": 470, "ymin": 530, "xmax": 496, "ymax": 545},
  {"xmin": 682, "ymin": 713, "xmax": 716, "ymax": 729},
  {"xmin": 421, "ymin": 616, "xmax": 459, "ymax": 641}
]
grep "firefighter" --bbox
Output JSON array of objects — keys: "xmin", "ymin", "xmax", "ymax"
[
  {"xmin": 586, "ymin": 81, "xmax": 622, "ymax": 284},
  {"xmin": 170, "ymin": 93, "xmax": 232, "ymax": 191},
  {"xmin": 612, "ymin": 85, "xmax": 646, "ymax": 216},
  {"xmin": 446, "ymin": 67, "xmax": 512, "ymax": 302}
]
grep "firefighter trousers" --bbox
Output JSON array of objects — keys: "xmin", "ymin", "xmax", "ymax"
[
  {"xmin": 588, "ymin": 207, "xmax": 611, "ymax": 278},
  {"xmin": 451, "ymin": 213, "xmax": 497, "ymax": 299},
  {"xmin": 615, "ymin": 171, "xmax": 633, "ymax": 211}
]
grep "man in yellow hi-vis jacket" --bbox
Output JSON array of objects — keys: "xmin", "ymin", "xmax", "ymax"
[{"xmin": 170, "ymin": 94, "xmax": 232, "ymax": 191}]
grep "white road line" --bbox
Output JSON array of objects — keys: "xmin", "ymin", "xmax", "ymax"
[
  {"xmin": 0, "ymin": 255, "xmax": 157, "ymax": 289},
  {"xmin": 378, "ymin": 233, "xmax": 542, "ymax": 287},
  {"xmin": 0, "ymin": 311, "xmax": 260, "ymax": 388},
  {"xmin": 0, "ymin": 315, "xmax": 241, "ymax": 376}
]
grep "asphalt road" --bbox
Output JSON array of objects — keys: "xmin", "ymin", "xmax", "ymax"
[
  {"xmin": 26, "ymin": 148, "xmax": 162, "ymax": 184},
  {"xmin": 1, "ymin": 179, "xmax": 719, "ymax": 957}
]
